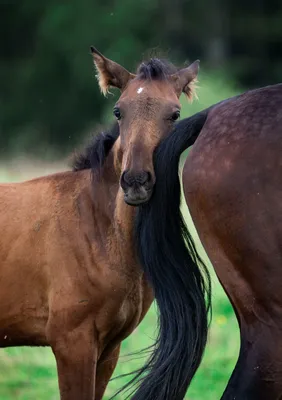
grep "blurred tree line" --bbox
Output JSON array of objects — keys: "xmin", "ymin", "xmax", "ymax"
[{"xmin": 1, "ymin": 0, "xmax": 281, "ymax": 156}]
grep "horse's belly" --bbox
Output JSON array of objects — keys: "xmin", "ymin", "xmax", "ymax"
[
  {"xmin": 0, "ymin": 318, "xmax": 48, "ymax": 347},
  {"xmin": 0, "ymin": 259, "xmax": 49, "ymax": 347}
]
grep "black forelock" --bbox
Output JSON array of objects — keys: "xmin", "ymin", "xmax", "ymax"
[{"xmin": 136, "ymin": 58, "xmax": 178, "ymax": 80}]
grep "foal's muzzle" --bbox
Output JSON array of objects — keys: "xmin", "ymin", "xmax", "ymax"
[{"xmin": 120, "ymin": 170, "xmax": 154, "ymax": 206}]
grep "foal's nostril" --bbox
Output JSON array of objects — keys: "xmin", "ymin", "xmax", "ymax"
[
  {"xmin": 121, "ymin": 170, "xmax": 134, "ymax": 186},
  {"xmin": 121, "ymin": 170, "xmax": 151, "ymax": 188},
  {"xmin": 139, "ymin": 171, "xmax": 151, "ymax": 185}
]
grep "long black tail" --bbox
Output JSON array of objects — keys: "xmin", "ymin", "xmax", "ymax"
[{"xmin": 132, "ymin": 109, "xmax": 212, "ymax": 399}]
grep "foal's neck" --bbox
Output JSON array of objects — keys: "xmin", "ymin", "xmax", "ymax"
[{"xmin": 93, "ymin": 140, "xmax": 136, "ymax": 242}]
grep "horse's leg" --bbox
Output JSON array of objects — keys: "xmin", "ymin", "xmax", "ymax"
[
  {"xmin": 48, "ymin": 317, "xmax": 98, "ymax": 400},
  {"xmin": 222, "ymin": 322, "xmax": 282, "ymax": 400},
  {"xmin": 187, "ymin": 226, "xmax": 282, "ymax": 400},
  {"xmin": 95, "ymin": 344, "xmax": 121, "ymax": 400},
  {"xmin": 185, "ymin": 220, "xmax": 282, "ymax": 399},
  {"xmin": 183, "ymin": 219, "xmax": 282, "ymax": 399}
]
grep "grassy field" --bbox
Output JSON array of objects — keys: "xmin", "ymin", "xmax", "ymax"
[{"xmin": 0, "ymin": 74, "xmax": 241, "ymax": 399}]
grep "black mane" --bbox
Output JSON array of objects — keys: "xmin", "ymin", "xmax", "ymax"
[
  {"xmin": 72, "ymin": 123, "xmax": 119, "ymax": 172},
  {"xmin": 136, "ymin": 58, "xmax": 178, "ymax": 80}
]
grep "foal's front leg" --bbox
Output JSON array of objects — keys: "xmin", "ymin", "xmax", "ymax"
[{"xmin": 48, "ymin": 317, "xmax": 98, "ymax": 400}]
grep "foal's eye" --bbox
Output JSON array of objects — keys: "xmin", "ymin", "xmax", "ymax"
[
  {"xmin": 170, "ymin": 111, "xmax": 180, "ymax": 121},
  {"xmin": 113, "ymin": 108, "xmax": 121, "ymax": 120}
]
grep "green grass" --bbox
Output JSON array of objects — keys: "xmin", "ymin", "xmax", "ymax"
[{"xmin": 0, "ymin": 73, "xmax": 241, "ymax": 399}]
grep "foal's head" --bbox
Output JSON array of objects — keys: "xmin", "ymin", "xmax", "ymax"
[{"xmin": 91, "ymin": 47, "xmax": 199, "ymax": 205}]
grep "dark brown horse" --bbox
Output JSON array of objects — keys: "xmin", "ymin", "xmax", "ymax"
[
  {"xmin": 0, "ymin": 48, "xmax": 202, "ymax": 399},
  {"xmin": 136, "ymin": 83, "xmax": 282, "ymax": 399}
]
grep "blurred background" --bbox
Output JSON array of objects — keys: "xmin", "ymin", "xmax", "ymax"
[{"xmin": 0, "ymin": 1, "xmax": 281, "ymax": 399}]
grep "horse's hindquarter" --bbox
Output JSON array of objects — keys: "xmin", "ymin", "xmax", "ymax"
[
  {"xmin": 183, "ymin": 85, "xmax": 282, "ymax": 398},
  {"xmin": 183, "ymin": 84, "xmax": 282, "ymax": 322}
]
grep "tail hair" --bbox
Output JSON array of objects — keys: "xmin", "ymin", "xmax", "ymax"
[{"xmin": 130, "ymin": 109, "xmax": 212, "ymax": 399}]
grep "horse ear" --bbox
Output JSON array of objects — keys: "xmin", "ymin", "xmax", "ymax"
[
  {"xmin": 90, "ymin": 47, "xmax": 135, "ymax": 96},
  {"xmin": 170, "ymin": 60, "xmax": 200, "ymax": 100}
]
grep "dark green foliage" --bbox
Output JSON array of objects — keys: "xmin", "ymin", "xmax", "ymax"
[
  {"xmin": 0, "ymin": 1, "xmax": 158, "ymax": 156},
  {"xmin": 1, "ymin": 0, "xmax": 281, "ymax": 156}
]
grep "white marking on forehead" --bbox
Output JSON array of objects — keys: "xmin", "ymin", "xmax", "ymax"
[{"xmin": 137, "ymin": 87, "xmax": 144, "ymax": 94}]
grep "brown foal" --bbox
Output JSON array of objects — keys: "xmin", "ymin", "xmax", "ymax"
[{"xmin": 0, "ymin": 48, "xmax": 199, "ymax": 399}]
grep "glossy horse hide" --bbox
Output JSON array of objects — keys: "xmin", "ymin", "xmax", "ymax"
[
  {"xmin": 136, "ymin": 83, "xmax": 282, "ymax": 399},
  {"xmin": 0, "ymin": 48, "xmax": 202, "ymax": 400}
]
